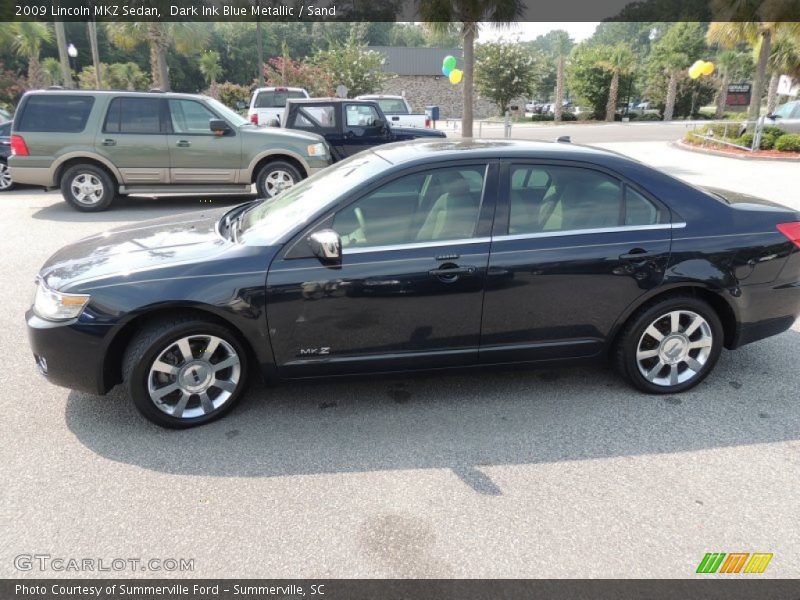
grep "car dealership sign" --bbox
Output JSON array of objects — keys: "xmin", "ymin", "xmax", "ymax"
[{"xmin": 725, "ymin": 83, "xmax": 751, "ymax": 108}]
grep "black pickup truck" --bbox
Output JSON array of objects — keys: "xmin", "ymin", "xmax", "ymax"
[{"xmin": 280, "ymin": 98, "xmax": 445, "ymax": 160}]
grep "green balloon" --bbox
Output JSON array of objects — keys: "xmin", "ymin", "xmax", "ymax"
[{"xmin": 443, "ymin": 55, "xmax": 457, "ymax": 70}]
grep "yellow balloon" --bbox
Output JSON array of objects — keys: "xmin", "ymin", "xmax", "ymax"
[
  {"xmin": 688, "ymin": 65, "xmax": 701, "ymax": 79},
  {"xmin": 702, "ymin": 61, "xmax": 714, "ymax": 76},
  {"xmin": 449, "ymin": 69, "xmax": 463, "ymax": 84}
]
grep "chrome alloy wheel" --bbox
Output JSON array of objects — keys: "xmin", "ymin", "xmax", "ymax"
[
  {"xmin": 0, "ymin": 162, "xmax": 12, "ymax": 191},
  {"xmin": 636, "ymin": 310, "xmax": 713, "ymax": 387},
  {"xmin": 147, "ymin": 335, "xmax": 241, "ymax": 419},
  {"xmin": 70, "ymin": 173, "xmax": 104, "ymax": 205},
  {"xmin": 263, "ymin": 169, "xmax": 295, "ymax": 197}
]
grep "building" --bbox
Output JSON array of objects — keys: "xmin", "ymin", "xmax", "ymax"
[{"xmin": 368, "ymin": 46, "xmax": 502, "ymax": 120}]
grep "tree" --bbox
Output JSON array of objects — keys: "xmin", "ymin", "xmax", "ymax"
[
  {"xmin": 199, "ymin": 51, "xmax": 223, "ymax": 98},
  {"xmin": 567, "ymin": 43, "xmax": 615, "ymax": 119},
  {"xmin": 42, "ymin": 57, "xmax": 65, "ymax": 87},
  {"xmin": 760, "ymin": 34, "xmax": 800, "ymax": 114},
  {"xmin": 53, "ymin": 20, "xmax": 73, "ymax": 89},
  {"xmin": 417, "ymin": 0, "xmax": 524, "ymax": 137},
  {"xmin": 107, "ymin": 62, "xmax": 149, "ymax": 91},
  {"xmin": 550, "ymin": 31, "xmax": 573, "ymax": 122},
  {"xmin": 707, "ymin": 16, "xmax": 800, "ymax": 120},
  {"xmin": 105, "ymin": 23, "xmax": 208, "ymax": 91},
  {"xmin": 597, "ymin": 42, "xmax": 635, "ymax": 121},
  {"xmin": 264, "ymin": 56, "xmax": 334, "ymax": 97},
  {"xmin": 10, "ymin": 22, "xmax": 52, "ymax": 89},
  {"xmin": 475, "ymin": 40, "xmax": 539, "ymax": 115},
  {"xmin": 713, "ymin": 50, "xmax": 753, "ymax": 117},
  {"xmin": 648, "ymin": 22, "xmax": 706, "ymax": 120},
  {"xmin": 313, "ymin": 31, "xmax": 389, "ymax": 97}
]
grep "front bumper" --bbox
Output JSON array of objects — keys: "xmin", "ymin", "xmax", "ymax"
[{"xmin": 26, "ymin": 310, "xmax": 111, "ymax": 395}]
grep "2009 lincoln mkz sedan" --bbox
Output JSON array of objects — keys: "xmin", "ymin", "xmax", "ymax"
[{"xmin": 27, "ymin": 140, "xmax": 800, "ymax": 427}]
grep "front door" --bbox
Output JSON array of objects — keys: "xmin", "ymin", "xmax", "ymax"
[
  {"xmin": 266, "ymin": 161, "xmax": 498, "ymax": 377},
  {"xmin": 166, "ymin": 98, "xmax": 241, "ymax": 184},
  {"xmin": 480, "ymin": 161, "xmax": 673, "ymax": 363},
  {"xmin": 95, "ymin": 96, "xmax": 170, "ymax": 185},
  {"xmin": 339, "ymin": 103, "xmax": 393, "ymax": 158}
]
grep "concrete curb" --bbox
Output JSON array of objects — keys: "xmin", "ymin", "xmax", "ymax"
[{"xmin": 673, "ymin": 140, "xmax": 800, "ymax": 162}]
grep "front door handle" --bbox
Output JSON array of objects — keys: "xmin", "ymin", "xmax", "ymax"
[
  {"xmin": 429, "ymin": 265, "xmax": 476, "ymax": 281},
  {"xmin": 101, "ymin": 138, "xmax": 116, "ymax": 146},
  {"xmin": 619, "ymin": 248, "xmax": 652, "ymax": 261},
  {"xmin": 176, "ymin": 140, "xmax": 191, "ymax": 147}
]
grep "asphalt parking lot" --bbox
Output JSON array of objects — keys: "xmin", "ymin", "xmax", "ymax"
[{"xmin": 1, "ymin": 140, "xmax": 799, "ymax": 578}]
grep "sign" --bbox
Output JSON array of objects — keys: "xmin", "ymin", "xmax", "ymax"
[{"xmin": 725, "ymin": 83, "xmax": 751, "ymax": 107}]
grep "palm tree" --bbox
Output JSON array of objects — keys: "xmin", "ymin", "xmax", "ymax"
[
  {"xmin": 105, "ymin": 23, "xmax": 208, "ymax": 91},
  {"xmin": 713, "ymin": 50, "xmax": 752, "ymax": 118},
  {"xmin": 761, "ymin": 34, "xmax": 800, "ymax": 114},
  {"xmin": 87, "ymin": 20, "xmax": 102, "ymax": 89},
  {"xmin": 11, "ymin": 22, "xmax": 52, "ymax": 89},
  {"xmin": 199, "ymin": 51, "xmax": 223, "ymax": 97},
  {"xmin": 53, "ymin": 20, "xmax": 73, "ymax": 89},
  {"xmin": 707, "ymin": 19, "xmax": 800, "ymax": 120},
  {"xmin": 42, "ymin": 57, "xmax": 64, "ymax": 87},
  {"xmin": 597, "ymin": 43, "xmax": 635, "ymax": 122},
  {"xmin": 108, "ymin": 62, "xmax": 148, "ymax": 91},
  {"xmin": 550, "ymin": 31, "xmax": 572, "ymax": 123},
  {"xmin": 418, "ymin": 0, "xmax": 524, "ymax": 138}
]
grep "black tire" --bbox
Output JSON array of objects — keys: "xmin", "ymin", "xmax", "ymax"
[
  {"xmin": 615, "ymin": 295, "xmax": 723, "ymax": 394},
  {"xmin": 0, "ymin": 159, "xmax": 14, "ymax": 191},
  {"xmin": 122, "ymin": 316, "xmax": 250, "ymax": 428},
  {"xmin": 255, "ymin": 160, "xmax": 302, "ymax": 199},
  {"xmin": 60, "ymin": 163, "xmax": 116, "ymax": 211}
]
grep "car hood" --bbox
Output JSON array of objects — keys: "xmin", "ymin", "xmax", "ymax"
[
  {"xmin": 245, "ymin": 125, "xmax": 325, "ymax": 143},
  {"xmin": 40, "ymin": 207, "xmax": 237, "ymax": 292},
  {"xmin": 392, "ymin": 126, "xmax": 446, "ymax": 138}
]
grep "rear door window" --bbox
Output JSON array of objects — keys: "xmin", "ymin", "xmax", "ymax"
[
  {"xmin": 254, "ymin": 90, "xmax": 308, "ymax": 108},
  {"xmin": 17, "ymin": 95, "xmax": 94, "ymax": 133},
  {"xmin": 104, "ymin": 97, "xmax": 163, "ymax": 134}
]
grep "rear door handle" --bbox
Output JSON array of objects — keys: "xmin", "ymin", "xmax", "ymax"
[
  {"xmin": 101, "ymin": 138, "xmax": 116, "ymax": 146},
  {"xmin": 619, "ymin": 248, "xmax": 652, "ymax": 261},
  {"xmin": 429, "ymin": 266, "xmax": 476, "ymax": 278},
  {"xmin": 176, "ymin": 140, "xmax": 191, "ymax": 147}
]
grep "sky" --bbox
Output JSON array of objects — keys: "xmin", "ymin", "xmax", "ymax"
[{"xmin": 478, "ymin": 22, "xmax": 600, "ymax": 43}]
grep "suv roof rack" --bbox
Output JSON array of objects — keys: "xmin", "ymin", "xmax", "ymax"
[
  {"xmin": 47, "ymin": 86, "xmax": 65, "ymax": 90},
  {"xmin": 148, "ymin": 88, "xmax": 166, "ymax": 93}
]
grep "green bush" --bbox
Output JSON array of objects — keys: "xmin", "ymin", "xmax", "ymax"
[
  {"xmin": 736, "ymin": 132, "xmax": 754, "ymax": 148},
  {"xmin": 759, "ymin": 133, "xmax": 776, "ymax": 150},
  {"xmin": 530, "ymin": 112, "xmax": 576, "ymax": 122},
  {"xmin": 775, "ymin": 133, "xmax": 800, "ymax": 152},
  {"xmin": 702, "ymin": 123, "xmax": 740, "ymax": 139},
  {"xmin": 638, "ymin": 113, "xmax": 661, "ymax": 121},
  {"xmin": 762, "ymin": 126, "xmax": 786, "ymax": 137}
]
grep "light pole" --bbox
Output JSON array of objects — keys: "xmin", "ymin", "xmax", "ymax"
[{"xmin": 67, "ymin": 43, "xmax": 78, "ymax": 87}]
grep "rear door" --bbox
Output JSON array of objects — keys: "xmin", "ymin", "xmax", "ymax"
[
  {"xmin": 166, "ymin": 98, "xmax": 241, "ymax": 184},
  {"xmin": 480, "ymin": 161, "xmax": 673, "ymax": 363},
  {"xmin": 96, "ymin": 97, "xmax": 170, "ymax": 185}
]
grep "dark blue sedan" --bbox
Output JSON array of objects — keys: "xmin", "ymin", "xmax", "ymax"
[{"xmin": 27, "ymin": 140, "xmax": 800, "ymax": 427}]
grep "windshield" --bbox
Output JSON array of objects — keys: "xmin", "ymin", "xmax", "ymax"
[
  {"xmin": 773, "ymin": 102, "xmax": 797, "ymax": 119},
  {"xmin": 255, "ymin": 90, "xmax": 308, "ymax": 108},
  {"xmin": 206, "ymin": 97, "xmax": 248, "ymax": 127},
  {"xmin": 376, "ymin": 98, "xmax": 409, "ymax": 114},
  {"xmin": 239, "ymin": 151, "xmax": 392, "ymax": 244}
]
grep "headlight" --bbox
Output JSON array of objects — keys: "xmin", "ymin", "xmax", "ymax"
[
  {"xmin": 307, "ymin": 143, "xmax": 326, "ymax": 157},
  {"xmin": 33, "ymin": 278, "xmax": 90, "ymax": 321}
]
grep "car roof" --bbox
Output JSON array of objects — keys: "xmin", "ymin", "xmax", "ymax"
[
  {"xmin": 370, "ymin": 139, "xmax": 635, "ymax": 167},
  {"xmin": 20, "ymin": 89, "xmax": 213, "ymax": 101},
  {"xmin": 253, "ymin": 87, "xmax": 307, "ymax": 92},
  {"xmin": 287, "ymin": 98, "xmax": 369, "ymax": 104}
]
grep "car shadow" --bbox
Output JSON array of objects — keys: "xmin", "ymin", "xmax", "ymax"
[
  {"xmin": 65, "ymin": 330, "xmax": 800, "ymax": 491},
  {"xmin": 31, "ymin": 194, "xmax": 255, "ymax": 223}
]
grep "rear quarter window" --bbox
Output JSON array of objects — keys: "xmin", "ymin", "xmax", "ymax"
[{"xmin": 16, "ymin": 95, "xmax": 95, "ymax": 133}]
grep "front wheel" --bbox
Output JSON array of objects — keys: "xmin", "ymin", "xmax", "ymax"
[
  {"xmin": 615, "ymin": 296, "xmax": 723, "ymax": 394},
  {"xmin": 255, "ymin": 161, "xmax": 302, "ymax": 199},
  {"xmin": 0, "ymin": 160, "xmax": 14, "ymax": 191},
  {"xmin": 122, "ymin": 317, "xmax": 249, "ymax": 428}
]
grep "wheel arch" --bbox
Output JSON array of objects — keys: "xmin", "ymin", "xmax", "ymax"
[
  {"xmin": 54, "ymin": 154, "xmax": 121, "ymax": 189},
  {"xmin": 608, "ymin": 284, "xmax": 739, "ymax": 354},
  {"xmin": 100, "ymin": 305, "xmax": 261, "ymax": 393},
  {"xmin": 248, "ymin": 152, "xmax": 308, "ymax": 183}
]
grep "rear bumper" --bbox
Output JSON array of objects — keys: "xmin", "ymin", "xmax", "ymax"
[
  {"xmin": 8, "ymin": 165, "xmax": 52, "ymax": 187},
  {"xmin": 730, "ymin": 281, "xmax": 800, "ymax": 348},
  {"xmin": 26, "ymin": 310, "xmax": 111, "ymax": 395}
]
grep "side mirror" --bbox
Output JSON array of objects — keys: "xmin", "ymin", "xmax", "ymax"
[
  {"xmin": 309, "ymin": 230, "xmax": 342, "ymax": 262},
  {"xmin": 766, "ymin": 113, "xmax": 780, "ymax": 119},
  {"xmin": 374, "ymin": 118, "xmax": 387, "ymax": 131},
  {"xmin": 210, "ymin": 119, "xmax": 232, "ymax": 135},
  {"xmin": 235, "ymin": 100, "xmax": 247, "ymax": 111}
]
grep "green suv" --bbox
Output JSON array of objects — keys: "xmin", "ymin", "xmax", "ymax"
[{"xmin": 9, "ymin": 90, "xmax": 332, "ymax": 211}]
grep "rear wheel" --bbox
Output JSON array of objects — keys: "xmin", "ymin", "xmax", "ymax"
[
  {"xmin": 61, "ymin": 163, "xmax": 116, "ymax": 211},
  {"xmin": 615, "ymin": 296, "xmax": 723, "ymax": 394},
  {"xmin": 122, "ymin": 317, "xmax": 249, "ymax": 428},
  {"xmin": 0, "ymin": 160, "xmax": 14, "ymax": 191},
  {"xmin": 255, "ymin": 160, "xmax": 302, "ymax": 199}
]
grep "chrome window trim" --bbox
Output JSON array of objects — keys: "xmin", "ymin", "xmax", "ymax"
[
  {"xmin": 492, "ymin": 222, "xmax": 686, "ymax": 243},
  {"xmin": 342, "ymin": 237, "xmax": 492, "ymax": 255}
]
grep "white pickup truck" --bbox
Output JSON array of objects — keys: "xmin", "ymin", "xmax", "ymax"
[
  {"xmin": 356, "ymin": 94, "xmax": 432, "ymax": 129},
  {"xmin": 248, "ymin": 86, "xmax": 309, "ymax": 126}
]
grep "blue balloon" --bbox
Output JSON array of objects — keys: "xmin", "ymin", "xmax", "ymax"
[{"xmin": 442, "ymin": 65, "xmax": 452, "ymax": 77}]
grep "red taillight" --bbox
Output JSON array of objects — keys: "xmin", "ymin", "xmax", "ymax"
[
  {"xmin": 250, "ymin": 113, "xmax": 258, "ymax": 125},
  {"xmin": 777, "ymin": 222, "xmax": 800, "ymax": 248},
  {"xmin": 10, "ymin": 134, "xmax": 29, "ymax": 156},
  {"xmin": 425, "ymin": 117, "xmax": 431, "ymax": 128}
]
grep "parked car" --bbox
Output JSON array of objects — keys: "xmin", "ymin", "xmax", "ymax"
[
  {"xmin": 247, "ymin": 86, "xmax": 309, "ymax": 126},
  {"xmin": 0, "ymin": 120, "xmax": 13, "ymax": 191},
  {"xmin": 355, "ymin": 94, "xmax": 432, "ymax": 128},
  {"xmin": 27, "ymin": 139, "xmax": 800, "ymax": 427},
  {"xmin": 281, "ymin": 98, "xmax": 445, "ymax": 160},
  {"xmin": 766, "ymin": 100, "xmax": 800, "ymax": 133},
  {"xmin": 8, "ymin": 89, "xmax": 331, "ymax": 211}
]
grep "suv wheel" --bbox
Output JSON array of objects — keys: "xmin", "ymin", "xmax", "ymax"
[
  {"xmin": 0, "ymin": 160, "xmax": 13, "ymax": 191},
  {"xmin": 122, "ymin": 317, "xmax": 250, "ymax": 428},
  {"xmin": 255, "ymin": 161, "xmax": 302, "ymax": 198},
  {"xmin": 61, "ymin": 164, "xmax": 116, "ymax": 211},
  {"xmin": 615, "ymin": 295, "xmax": 723, "ymax": 394}
]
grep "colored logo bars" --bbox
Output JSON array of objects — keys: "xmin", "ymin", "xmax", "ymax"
[{"xmin": 696, "ymin": 552, "xmax": 773, "ymax": 574}]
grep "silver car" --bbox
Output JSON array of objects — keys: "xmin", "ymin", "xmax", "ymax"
[{"xmin": 767, "ymin": 100, "xmax": 800, "ymax": 133}]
